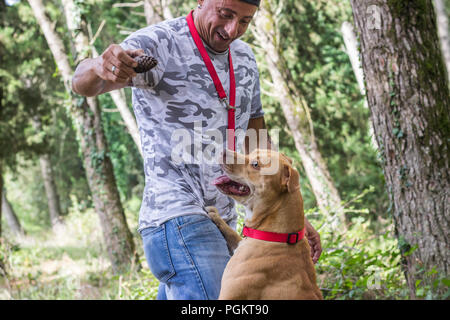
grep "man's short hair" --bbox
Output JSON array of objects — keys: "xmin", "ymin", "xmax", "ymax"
[{"xmin": 239, "ymin": 0, "xmax": 260, "ymax": 7}]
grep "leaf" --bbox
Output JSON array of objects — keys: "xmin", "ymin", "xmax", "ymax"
[{"xmin": 443, "ymin": 289, "xmax": 450, "ymax": 300}]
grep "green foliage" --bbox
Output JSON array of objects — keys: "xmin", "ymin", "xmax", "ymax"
[
  {"xmin": 49, "ymin": 108, "xmax": 92, "ymax": 214},
  {"xmin": 414, "ymin": 268, "xmax": 450, "ymax": 300},
  {"xmin": 315, "ymin": 212, "xmax": 409, "ymax": 299},
  {"xmin": 1, "ymin": 0, "xmax": 91, "ymax": 220},
  {"xmin": 4, "ymin": 167, "xmax": 51, "ymax": 230},
  {"xmin": 0, "ymin": 2, "xmax": 48, "ymax": 169}
]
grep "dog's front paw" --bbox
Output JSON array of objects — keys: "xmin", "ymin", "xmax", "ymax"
[
  {"xmin": 206, "ymin": 206, "xmax": 242, "ymax": 254},
  {"xmin": 205, "ymin": 206, "xmax": 222, "ymax": 225}
]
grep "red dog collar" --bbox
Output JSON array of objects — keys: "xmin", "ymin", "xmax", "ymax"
[{"xmin": 242, "ymin": 226, "xmax": 306, "ymax": 244}]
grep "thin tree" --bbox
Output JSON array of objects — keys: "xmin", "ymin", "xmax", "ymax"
[
  {"xmin": 2, "ymin": 189, "xmax": 26, "ymax": 236},
  {"xmin": 434, "ymin": 0, "xmax": 450, "ymax": 82},
  {"xmin": 350, "ymin": 0, "xmax": 449, "ymax": 298},
  {"xmin": 31, "ymin": 118, "xmax": 63, "ymax": 228},
  {"xmin": 39, "ymin": 153, "xmax": 64, "ymax": 227},
  {"xmin": 341, "ymin": 21, "xmax": 378, "ymax": 149}
]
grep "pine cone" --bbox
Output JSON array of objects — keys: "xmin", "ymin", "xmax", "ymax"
[{"xmin": 134, "ymin": 55, "xmax": 158, "ymax": 73}]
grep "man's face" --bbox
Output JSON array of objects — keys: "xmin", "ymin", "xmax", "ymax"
[{"xmin": 196, "ymin": 0, "xmax": 258, "ymax": 52}]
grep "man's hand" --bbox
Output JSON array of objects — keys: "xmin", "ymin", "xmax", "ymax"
[
  {"xmin": 94, "ymin": 44, "xmax": 143, "ymax": 84},
  {"xmin": 73, "ymin": 45, "xmax": 145, "ymax": 96},
  {"xmin": 304, "ymin": 218, "xmax": 322, "ymax": 264}
]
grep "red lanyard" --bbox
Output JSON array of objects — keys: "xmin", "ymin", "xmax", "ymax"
[{"xmin": 186, "ymin": 10, "xmax": 236, "ymax": 151}]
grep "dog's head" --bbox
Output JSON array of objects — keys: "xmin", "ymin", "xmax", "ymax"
[{"xmin": 213, "ymin": 148, "xmax": 301, "ymax": 211}]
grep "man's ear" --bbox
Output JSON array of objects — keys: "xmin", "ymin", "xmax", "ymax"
[{"xmin": 282, "ymin": 164, "xmax": 300, "ymax": 193}]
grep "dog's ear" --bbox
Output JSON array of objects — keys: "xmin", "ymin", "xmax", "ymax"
[
  {"xmin": 281, "ymin": 154, "xmax": 294, "ymax": 165},
  {"xmin": 282, "ymin": 164, "xmax": 300, "ymax": 193}
]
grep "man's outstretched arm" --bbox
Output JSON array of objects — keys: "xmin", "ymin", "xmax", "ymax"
[{"xmin": 72, "ymin": 44, "xmax": 143, "ymax": 97}]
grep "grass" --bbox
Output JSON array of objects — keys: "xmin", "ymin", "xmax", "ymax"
[
  {"xmin": 0, "ymin": 199, "xmax": 159, "ymax": 300},
  {"xmin": 2, "ymin": 194, "xmax": 444, "ymax": 300}
]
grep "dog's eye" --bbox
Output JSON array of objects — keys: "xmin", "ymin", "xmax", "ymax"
[{"xmin": 251, "ymin": 160, "xmax": 259, "ymax": 169}]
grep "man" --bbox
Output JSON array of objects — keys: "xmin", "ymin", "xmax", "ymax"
[{"xmin": 72, "ymin": 0, "xmax": 322, "ymax": 300}]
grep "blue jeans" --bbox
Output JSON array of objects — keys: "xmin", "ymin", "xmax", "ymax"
[{"xmin": 140, "ymin": 214, "xmax": 231, "ymax": 300}]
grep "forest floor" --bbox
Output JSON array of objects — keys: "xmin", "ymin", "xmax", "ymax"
[
  {"xmin": 0, "ymin": 206, "xmax": 159, "ymax": 300},
  {"xmin": 0, "ymin": 200, "xmax": 414, "ymax": 300}
]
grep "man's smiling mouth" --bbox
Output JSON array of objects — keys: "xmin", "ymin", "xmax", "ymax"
[{"xmin": 217, "ymin": 31, "xmax": 230, "ymax": 41}]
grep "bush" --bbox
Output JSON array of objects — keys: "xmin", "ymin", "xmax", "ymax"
[{"xmin": 315, "ymin": 212, "xmax": 409, "ymax": 299}]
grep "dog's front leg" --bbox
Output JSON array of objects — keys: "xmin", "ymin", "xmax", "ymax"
[{"xmin": 206, "ymin": 206, "xmax": 242, "ymax": 254}]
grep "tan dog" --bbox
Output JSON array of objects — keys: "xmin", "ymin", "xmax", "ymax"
[{"xmin": 208, "ymin": 148, "xmax": 323, "ymax": 300}]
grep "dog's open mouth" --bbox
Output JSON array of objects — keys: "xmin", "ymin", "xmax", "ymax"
[{"xmin": 212, "ymin": 175, "xmax": 251, "ymax": 197}]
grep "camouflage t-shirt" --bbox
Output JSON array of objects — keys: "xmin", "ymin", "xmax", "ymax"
[{"xmin": 120, "ymin": 16, "xmax": 264, "ymax": 232}]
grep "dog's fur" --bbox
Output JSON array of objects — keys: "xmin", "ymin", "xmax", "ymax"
[{"xmin": 208, "ymin": 148, "xmax": 323, "ymax": 300}]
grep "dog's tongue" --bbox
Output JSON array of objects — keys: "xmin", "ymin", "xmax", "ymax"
[
  {"xmin": 212, "ymin": 175, "xmax": 232, "ymax": 186},
  {"xmin": 211, "ymin": 175, "xmax": 251, "ymax": 196}
]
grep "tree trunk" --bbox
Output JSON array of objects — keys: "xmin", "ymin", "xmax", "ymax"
[
  {"xmin": 28, "ymin": 0, "xmax": 138, "ymax": 274},
  {"xmin": 252, "ymin": 0, "xmax": 346, "ymax": 229},
  {"xmin": 80, "ymin": 95, "xmax": 138, "ymax": 274},
  {"xmin": 2, "ymin": 190, "xmax": 26, "ymax": 237},
  {"xmin": 31, "ymin": 117, "xmax": 64, "ymax": 228},
  {"xmin": 39, "ymin": 154, "xmax": 63, "ymax": 228},
  {"xmin": 434, "ymin": 0, "xmax": 450, "ymax": 82},
  {"xmin": 350, "ymin": 0, "xmax": 450, "ymax": 299}
]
